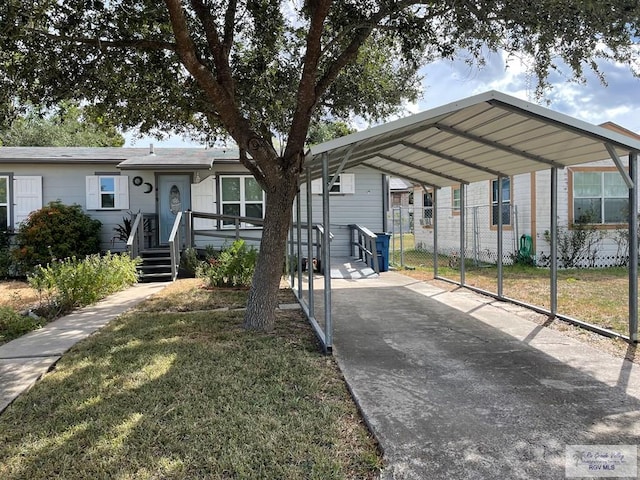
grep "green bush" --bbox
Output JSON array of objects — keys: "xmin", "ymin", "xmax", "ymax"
[
  {"xmin": 28, "ymin": 252, "xmax": 139, "ymax": 318},
  {"xmin": 179, "ymin": 247, "xmax": 202, "ymax": 278},
  {"xmin": 0, "ymin": 230, "xmax": 12, "ymax": 279},
  {"xmin": 0, "ymin": 306, "xmax": 41, "ymax": 341},
  {"xmin": 13, "ymin": 201, "xmax": 102, "ymax": 275},
  {"xmin": 197, "ymin": 240, "xmax": 258, "ymax": 288}
]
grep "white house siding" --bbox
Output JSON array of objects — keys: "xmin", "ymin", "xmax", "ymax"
[
  {"xmin": 411, "ymin": 159, "xmax": 640, "ymax": 268},
  {"xmin": 298, "ymin": 167, "xmax": 385, "ymax": 258},
  {"xmin": 533, "ymin": 159, "xmax": 639, "ymax": 267},
  {"xmin": 413, "ymin": 173, "xmax": 533, "ymax": 263}
]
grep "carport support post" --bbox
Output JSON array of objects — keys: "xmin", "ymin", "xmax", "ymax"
[
  {"xmin": 629, "ymin": 152, "xmax": 638, "ymax": 342},
  {"xmin": 322, "ymin": 153, "xmax": 333, "ymax": 351},
  {"xmin": 433, "ymin": 188, "xmax": 439, "ymax": 277},
  {"xmin": 306, "ymin": 167, "xmax": 315, "ymax": 318},
  {"xmin": 289, "ymin": 209, "xmax": 295, "ymax": 288},
  {"xmin": 459, "ymin": 184, "xmax": 466, "ymax": 286},
  {"xmin": 550, "ymin": 168, "xmax": 558, "ymax": 316},
  {"xmin": 497, "ymin": 176, "xmax": 504, "ymax": 298},
  {"xmin": 296, "ymin": 191, "xmax": 303, "ymax": 298}
]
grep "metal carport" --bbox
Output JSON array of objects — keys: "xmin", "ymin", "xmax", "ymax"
[{"xmin": 297, "ymin": 90, "xmax": 640, "ymax": 352}]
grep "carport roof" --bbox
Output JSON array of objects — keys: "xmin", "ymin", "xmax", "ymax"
[{"xmin": 305, "ymin": 90, "xmax": 640, "ymax": 188}]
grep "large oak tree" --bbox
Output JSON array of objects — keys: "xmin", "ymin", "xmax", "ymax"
[{"xmin": 1, "ymin": 0, "xmax": 638, "ymax": 330}]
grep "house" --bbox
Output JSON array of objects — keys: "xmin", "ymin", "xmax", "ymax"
[
  {"xmin": 0, "ymin": 146, "xmax": 388, "ymax": 275},
  {"xmin": 407, "ymin": 122, "xmax": 640, "ymax": 268}
]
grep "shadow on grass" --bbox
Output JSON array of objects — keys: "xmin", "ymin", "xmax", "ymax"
[{"xmin": 0, "ymin": 304, "xmax": 380, "ymax": 479}]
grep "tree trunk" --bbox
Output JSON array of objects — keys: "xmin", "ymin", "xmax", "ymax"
[{"xmin": 243, "ymin": 174, "xmax": 298, "ymax": 331}]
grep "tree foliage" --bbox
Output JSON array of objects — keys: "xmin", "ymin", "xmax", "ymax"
[
  {"xmin": 1, "ymin": 0, "xmax": 637, "ymax": 329},
  {"xmin": 0, "ymin": 102, "xmax": 124, "ymax": 146}
]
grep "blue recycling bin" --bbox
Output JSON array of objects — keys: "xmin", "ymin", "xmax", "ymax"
[{"xmin": 373, "ymin": 233, "xmax": 390, "ymax": 272}]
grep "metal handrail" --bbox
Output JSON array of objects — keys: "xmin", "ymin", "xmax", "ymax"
[
  {"xmin": 168, "ymin": 211, "xmax": 183, "ymax": 281},
  {"xmin": 126, "ymin": 212, "xmax": 145, "ymax": 259},
  {"xmin": 349, "ymin": 224, "xmax": 379, "ymax": 274}
]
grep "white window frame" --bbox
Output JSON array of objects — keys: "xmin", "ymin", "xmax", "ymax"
[
  {"xmin": 310, "ymin": 173, "xmax": 355, "ymax": 194},
  {"xmin": 572, "ymin": 170, "xmax": 628, "ymax": 225},
  {"xmin": 86, "ymin": 175, "xmax": 129, "ymax": 210},
  {"xmin": 219, "ymin": 175, "xmax": 265, "ymax": 229}
]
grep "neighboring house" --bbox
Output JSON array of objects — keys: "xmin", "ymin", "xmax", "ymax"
[
  {"xmin": 0, "ymin": 146, "xmax": 387, "ymax": 261},
  {"xmin": 410, "ymin": 122, "xmax": 640, "ymax": 268}
]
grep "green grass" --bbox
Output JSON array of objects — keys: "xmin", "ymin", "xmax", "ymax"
[{"xmin": 0, "ymin": 282, "xmax": 382, "ymax": 479}]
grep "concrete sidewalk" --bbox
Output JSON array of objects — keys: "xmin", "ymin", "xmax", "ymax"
[
  {"xmin": 330, "ymin": 272, "xmax": 640, "ymax": 479},
  {"xmin": 0, "ymin": 282, "xmax": 167, "ymax": 413}
]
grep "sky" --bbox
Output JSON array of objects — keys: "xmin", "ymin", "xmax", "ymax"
[{"xmin": 126, "ymin": 50, "xmax": 640, "ymax": 147}]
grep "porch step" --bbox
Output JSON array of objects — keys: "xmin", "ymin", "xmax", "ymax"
[{"xmin": 137, "ymin": 248, "xmax": 174, "ymax": 282}]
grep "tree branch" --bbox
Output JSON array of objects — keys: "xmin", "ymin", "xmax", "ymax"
[
  {"xmin": 164, "ymin": 1, "xmax": 250, "ymax": 148},
  {"xmin": 223, "ymin": 0, "xmax": 238, "ymax": 58},
  {"xmin": 283, "ymin": 0, "xmax": 332, "ymax": 161},
  {"xmin": 190, "ymin": 0, "xmax": 236, "ymax": 96}
]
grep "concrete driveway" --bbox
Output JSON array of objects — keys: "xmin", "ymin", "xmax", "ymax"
[{"xmin": 330, "ymin": 273, "xmax": 640, "ymax": 479}]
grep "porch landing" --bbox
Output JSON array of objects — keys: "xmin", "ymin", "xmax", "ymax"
[{"xmin": 329, "ymin": 257, "xmax": 378, "ymax": 279}]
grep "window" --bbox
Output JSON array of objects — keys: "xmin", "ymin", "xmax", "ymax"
[
  {"xmin": 310, "ymin": 173, "xmax": 355, "ymax": 194},
  {"xmin": 452, "ymin": 185, "xmax": 461, "ymax": 214},
  {"xmin": 572, "ymin": 170, "xmax": 628, "ymax": 224},
  {"xmin": 491, "ymin": 177, "xmax": 511, "ymax": 226},
  {"xmin": 0, "ymin": 176, "xmax": 8, "ymax": 229},
  {"xmin": 423, "ymin": 191, "xmax": 433, "ymax": 226},
  {"xmin": 220, "ymin": 175, "xmax": 264, "ymax": 227},
  {"xmin": 86, "ymin": 175, "xmax": 129, "ymax": 210}
]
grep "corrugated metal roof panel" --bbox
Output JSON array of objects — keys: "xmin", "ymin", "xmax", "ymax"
[{"xmin": 306, "ymin": 90, "xmax": 640, "ymax": 188}]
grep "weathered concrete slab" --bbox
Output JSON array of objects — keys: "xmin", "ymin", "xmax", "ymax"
[
  {"xmin": 331, "ymin": 272, "xmax": 640, "ymax": 479},
  {"xmin": 0, "ymin": 356, "xmax": 59, "ymax": 412}
]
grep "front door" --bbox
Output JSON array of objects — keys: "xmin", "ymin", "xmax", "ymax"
[{"xmin": 158, "ymin": 174, "xmax": 191, "ymax": 245}]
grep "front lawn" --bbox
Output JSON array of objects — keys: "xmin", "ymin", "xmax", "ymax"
[{"xmin": 0, "ymin": 280, "xmax": 382, "ymax": 479}]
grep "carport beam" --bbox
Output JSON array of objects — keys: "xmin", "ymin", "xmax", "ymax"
[{"xmin": 629, "ymin": 152, "xmax": 638, "ymax": 342}]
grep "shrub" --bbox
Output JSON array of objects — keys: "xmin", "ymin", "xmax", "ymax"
[
  {"xmin": 28, "ymin": 252, "xmax": 139, "ymax": 318},
  {"xmin": 179, "ymin": 247, "xmax": 202, "ymax": 278},
  {"xmin": 13, "ymin": 201, "xmax": 102, "ymax": 275},
  {"xmin": 543, "ymin": 213, "xmax": 604, "ymax": 268},
  {"xmin": 197, "ymin": 240, "xmax": 258, "ymax": 288},
  {"xmin": 0, "ymin": 306, "xmax": 41, "ymax": 341},
  {"xmin": 0, "ymin": 230, "xmax": 12, "ymax": 279}
]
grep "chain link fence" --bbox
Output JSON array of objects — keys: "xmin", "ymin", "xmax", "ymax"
[{"xmin": 386, "ymin": 203, "xmax": 634, "ymax": 338}]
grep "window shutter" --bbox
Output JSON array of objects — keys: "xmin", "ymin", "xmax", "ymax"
[
  {"xmin": 86, "ymin": 176, "xmax": 100, "ymax": 209},
  {"xmin": 341, "ymin": 173, "xmax": 355, "ymax": 194},
  {"xmin": 311, "ymin": 179, "xmax": 322, "ymax": 194},
  {"xmin": 191, "ymin": 175, "xmax": 216, "ymax": 229},
  {"xmin": 115, "ymin": 176, "xmax": 130, "ymax": 209},
  {"xmin": 14, "ymin": 176, "xmax": 43, "ymax": 226}
]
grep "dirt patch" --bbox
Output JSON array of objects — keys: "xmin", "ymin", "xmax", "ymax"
[{"xmin": 0, "ymin": 281, "xmax": 40, "ymax": 312}]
